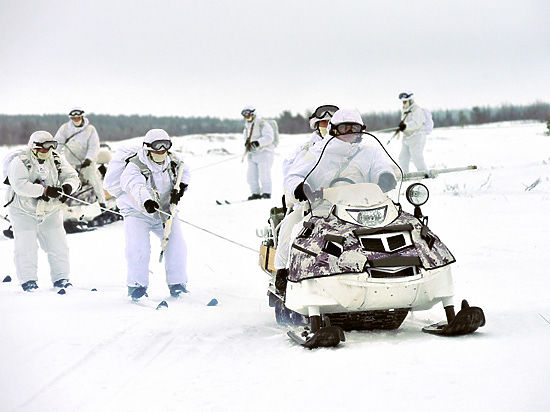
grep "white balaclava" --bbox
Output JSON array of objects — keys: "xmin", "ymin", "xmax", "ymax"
[
  {"xmin": 143, "ymin": 129, "xmax": 171, "ymax": 163},
  {"xmin": 28, "ymin": 131, "xmax": 56, "ymax": 161},
  {"xmin": 399, "ymin": 91, "xmax": 414, "ymax": 110},
  {"xmin": 242, "ymin": 105, "xmax": 256, "ymax": 122}
]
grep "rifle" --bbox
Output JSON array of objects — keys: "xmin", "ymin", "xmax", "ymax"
[
  {"xmin": 387, "ymin": 110, "xmax": 411, "ymax": 145},
  {"xmin": 159, "ymin": 164, "xmax": 185, "ymax": 262},
  {"xmin": 242, "ymin": 121, "xmax": 256, "ymax": 162},
  {"xmin": 403, "ymin": 165, "xmax": 477, "ymax": 181}
]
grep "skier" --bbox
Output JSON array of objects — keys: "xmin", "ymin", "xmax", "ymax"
[
  {"xmin": 274, "ymin": 104, "xmax": 339, "ymax": 272},
  {"xmin": 274, "ymin": 108, "xmax": 397, "ymax": 293},
  {"xmin": 54, "ymin": 107, "xmax": 107, "ymax": 208},
  {"xmin": 116, "ymin": 129, "xmax": 190, "ymax": 300},
  {"xmin": 241, "ymin": 105, "xmax": 274, "ymax": 200},
  {"xmin": 396, "ymin": 91, "xmax": 432, "ymax": 173},
  {"xmin": 6, "ymin": 131, "xmax": 80, "ymax": 291}
]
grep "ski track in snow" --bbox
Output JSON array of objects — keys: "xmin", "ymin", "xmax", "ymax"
[{"xmin": 1, "ymin": 121, "xmax": 550, "ymax": 412}]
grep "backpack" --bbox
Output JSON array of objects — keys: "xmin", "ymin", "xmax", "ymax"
[
  {"xmin": 262, "ymin": 119, "xmax": 279, "ymax": 147},
  {"xmin": 103, "ymin": 145, "xmax": 179, "ymax": 198},
  {"xmin": 423, "ymin": 108, "xmax": 434, "ymax": 134}
]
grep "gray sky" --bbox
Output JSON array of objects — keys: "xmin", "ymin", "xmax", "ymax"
[{"xmin": 1, "ymin": 0, "xmax": 548, "ymax": 118}]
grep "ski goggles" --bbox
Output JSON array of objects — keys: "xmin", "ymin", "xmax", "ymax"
[
  {"xmin": 144, "ymin": 140, "xmax": 172, "ymax": 151},
  {"xmin": 398, "ymin": 92, "xmax": 414, "ymax": 100},
  {"xmin": 33, "ymin": 140, "xmax": 58, "ymax": 150},
  {"xmin": 332, "ymin": 123, "xmax": 365, "ymax": 135},
  {"xmin": 241, "ymin": 109, "xmax": 255, "ymax": 117},
  {"xmin": 309, "ymin": 104, "xmax": 339, "ymax": 120},
  {"xmin": 68, "ymin": 109, "xmax": 85, "ymax": 117}
]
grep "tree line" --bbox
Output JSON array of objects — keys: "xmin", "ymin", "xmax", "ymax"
[{"xmin": 0, "ymin": 102, "xmax": 548, "ymax": 145}]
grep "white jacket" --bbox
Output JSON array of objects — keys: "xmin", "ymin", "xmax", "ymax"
[
  {"xmin": 286, "ymin": 137, "xmax": 395, "ymax": 195},
  {"xmin": 117, "ymin": 149, "xmax": 191, "ymax": 217},
  {"xmin": 54, "ymin": 118, "xmax": 100, "ymax": 165},
  {"xmin": 243, "ymin": 116, "xmax": 274, "ymax": 153},
  {"xmin": 7, "ymin": 150, "xmax": 79, "ymax": 217},
  {"xmin": 283, "ymin": 131, "xmax": 322, "ymax": 193},
  {"xmin": 401, "ymin": 103, "xmax": 428, "ymax": 139}
]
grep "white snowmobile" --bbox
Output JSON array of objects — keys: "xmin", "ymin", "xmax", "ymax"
[{"xmin": 259, "ymin": 134, "xmax": 485, "ymax": 349}]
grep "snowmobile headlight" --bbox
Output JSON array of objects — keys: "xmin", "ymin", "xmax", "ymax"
[
  {"xmin": 347, "ymin": 206, "xmax": 387, "ymax": 226},
  {"xmin": 406, "ymin": 183, "xmax": 429, "ymax": 206}
]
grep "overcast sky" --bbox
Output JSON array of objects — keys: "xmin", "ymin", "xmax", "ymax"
[{"xmin": 0, "ymin": 0, "xmax": 548, "ymax": 118}]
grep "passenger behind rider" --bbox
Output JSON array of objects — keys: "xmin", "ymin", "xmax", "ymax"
[{"xmin": 274, "ymin": 108, "xmax": 397, "ymax": 294}]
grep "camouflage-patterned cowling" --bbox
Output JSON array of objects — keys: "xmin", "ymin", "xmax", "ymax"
[{"xmin": 288, "ymin": 211, "xmax": 455, "ymax": 283}]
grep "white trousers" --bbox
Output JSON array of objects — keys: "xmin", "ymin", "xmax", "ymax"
[
  {"xmin": 274, "ymin": 204, "xmax": 306, "ymax": 269},
  {"xmin": 78, "ymin": 162, "xmax": 106, "ymax": 204},
  {"xmin": 247, "ymin": 150, "xmax": 274, "ymax": 195},
  {"xmin": 124, "ymin": 214, "xmax": 187, "ymax": 288},
  {"xmin": 9, "ymin": 207, "xmax": 70, "ymax": 284},
  {"xmin": 399, "ymin": 134, "xmax": 427, "ymax": 173}
]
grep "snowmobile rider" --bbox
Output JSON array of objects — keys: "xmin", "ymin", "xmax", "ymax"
[
  {"xmin": 396, "ymin": 91, "xmax": 432, "ymax": 173},
  {"xmin": 6, "ymin": 131, "xmax": 80, "ymax": 292},
  {"xmin": 242, "ymin": 105, "xmax": 275, "ymax": 200},
  {"xmin": 54, "ymin": 107, "xmax": 107, "ymax": 208},
  {"xmin": 117, "ymin": 129, "xmax": 190, "ymax": 300},
  {"xmin": 274, "ymin": 104, "xmax": 339, "ymax": 273},
  {"xmin": 282, "ymin": 104, "xmax": 339, "ymax": 209},
  {"xmin": 274, "ymin": 108, "xmax": 397, "ymax": 293}
]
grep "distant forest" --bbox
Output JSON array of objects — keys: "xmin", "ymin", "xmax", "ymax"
[{"xmin": 0, "ymin": 102, "xmax": 548, "ymax": 145}]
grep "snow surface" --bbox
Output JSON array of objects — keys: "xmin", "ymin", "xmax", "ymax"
[{"xmin": 1, "ymin": 122, "xmax": 549, "ymax": 412}]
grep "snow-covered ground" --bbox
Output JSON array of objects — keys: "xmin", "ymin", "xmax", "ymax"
[{"xmin": 1, "ymin": 121, "xmax": 549, "ymax": 412}]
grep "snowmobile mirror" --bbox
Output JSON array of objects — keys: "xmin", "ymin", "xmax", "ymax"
[{"xmin": 405, "ymin": 183, "xmax": 429, "ymax": 206}]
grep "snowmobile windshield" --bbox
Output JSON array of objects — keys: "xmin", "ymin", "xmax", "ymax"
[{"xmin": 303, "ymin": 133, "xmax": 403, "ymax": 223}]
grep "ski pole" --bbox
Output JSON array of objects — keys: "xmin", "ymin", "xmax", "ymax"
[
  {"xmin": 1, "ymin": 214, "xmax": 10, "ymax": 223},
  {"xmin": 61, "ymin": 193, "xmax": 124, "ymax": 217},
  {"xmin": 155, "ymin": 208, "xmax": 257, "ymax": 253}
]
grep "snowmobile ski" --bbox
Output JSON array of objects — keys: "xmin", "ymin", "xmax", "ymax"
[
  {"xmin": 287, "ymin": 326, "xmax": 346, "ymax": 349},
  {"xmin": 422, "ymin": 300, "xmax": 485, "ymax": 336}
]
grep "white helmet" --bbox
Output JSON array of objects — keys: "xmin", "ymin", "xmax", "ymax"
[
  {"xmin": 398, "ymin": 91, "xmax": 414, "ymax": 101},
  {"xmin": 241, "ymin": 105, "xmax": 256, "ymax": 117},
  {"xmin": 328, "ymin": 108, "xmax": 365, "ymax": 137},
  {"xmin": 143, "ymin": 129, "xmax": 172, "ymax": 163},
  {"xmin": 308, "ymin": 104, "xmax": 339, "ymax": 129},
  {"xmin": 68, "ymin": 107, "xmax": 85, "ymax": 118},
  {"xmin": 28, "ymin": 131, "xmax": 58, "ymax": 160}
]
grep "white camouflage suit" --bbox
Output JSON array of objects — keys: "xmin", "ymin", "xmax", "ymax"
[
  {"xmin": 54, "ymin": 118, "xmax": 106, "ymax": 204},
  {"xmin": 116, "ymin": 140, "xmax": 191, "ymax": 289},
  {"xmin": 275, "ymin": 136, "xmax": 395, "ymax": 269},
  {"xmin": 398, "ymin": 103, "xmax": 430, "ymax": 173},
  {"xmin": 243, "ymin": 116, "xmax": 274, "ymax": 195},
  {"xmin": 275, "ymin": 131, "xmax": 323, "ymax": 269},
  {"xmin": 7, "ymin": 132, "xmax": 80, "ymax": 285}
]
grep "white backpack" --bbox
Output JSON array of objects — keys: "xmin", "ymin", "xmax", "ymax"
[
  {"xmin": 2, "ymin": 149, "xmax": 25, "ymax": 185},
  {"xmin": 423, "ymin": 108, "xmax": 434, "ymax": 134},
  {"xmin": 262, "ymin": 119, "xmax": 279, "ymax": 147}
]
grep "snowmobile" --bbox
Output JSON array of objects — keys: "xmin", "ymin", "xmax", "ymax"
[
  {"xmin": 259, "ymin": 135, "xmax": 485, "ymax": 349},
  {"xmin": 61, "ymin": 143, "xmax": 122, "ymax": 233}
]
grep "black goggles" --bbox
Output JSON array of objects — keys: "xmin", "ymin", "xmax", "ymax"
[
  {"xmin": 34, "ymin": 140, "xmax": 58, "ymax": 150},
  {"xmin": 309, "ymin": 104, "xmax": 339, "ymax": 120},
  {"xmin": 333, "ymin": 123, "xmax": 364, "ymax": 135},
  {"xmin": 69, "ymin": 110, "xmax": 84, "ymax": 117},
  {"xmin": 241, "ymin": 109, "xmax": 255, "ymax": 117},
  {"xmin": 144, "ymin": 140, "xmax": 172, "ymax": 151},
  {"xmin": 398, "ymin": 92, "xmax": 413, "ymax": 100}
]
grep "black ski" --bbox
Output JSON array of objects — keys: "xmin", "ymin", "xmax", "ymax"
[{"xmin": 215, "ymin": 198, "xmax": 252, "ymax": 205}]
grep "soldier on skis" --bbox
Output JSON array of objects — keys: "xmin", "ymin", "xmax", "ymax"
[
  {"xmin": 241, "ymin": 105, "xmax": 275, "ymax": 200},
  {"xmin": 54, "ymin": 107, "xmax": 107, "ymax": 209},
  {"xmin": 5, "ymin": 131, "xmax": 80, "ymax": 292},
  {"xmin": 113, "ymin": 129, "xmax": 190, "ymax": 301},
  {"xmin": 396, "ymin": 91, "xmax": 433, "ymax": 173},
  {"xmin": 274, "ymin": 108, "xmax": 397, "ymax": 293}
]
